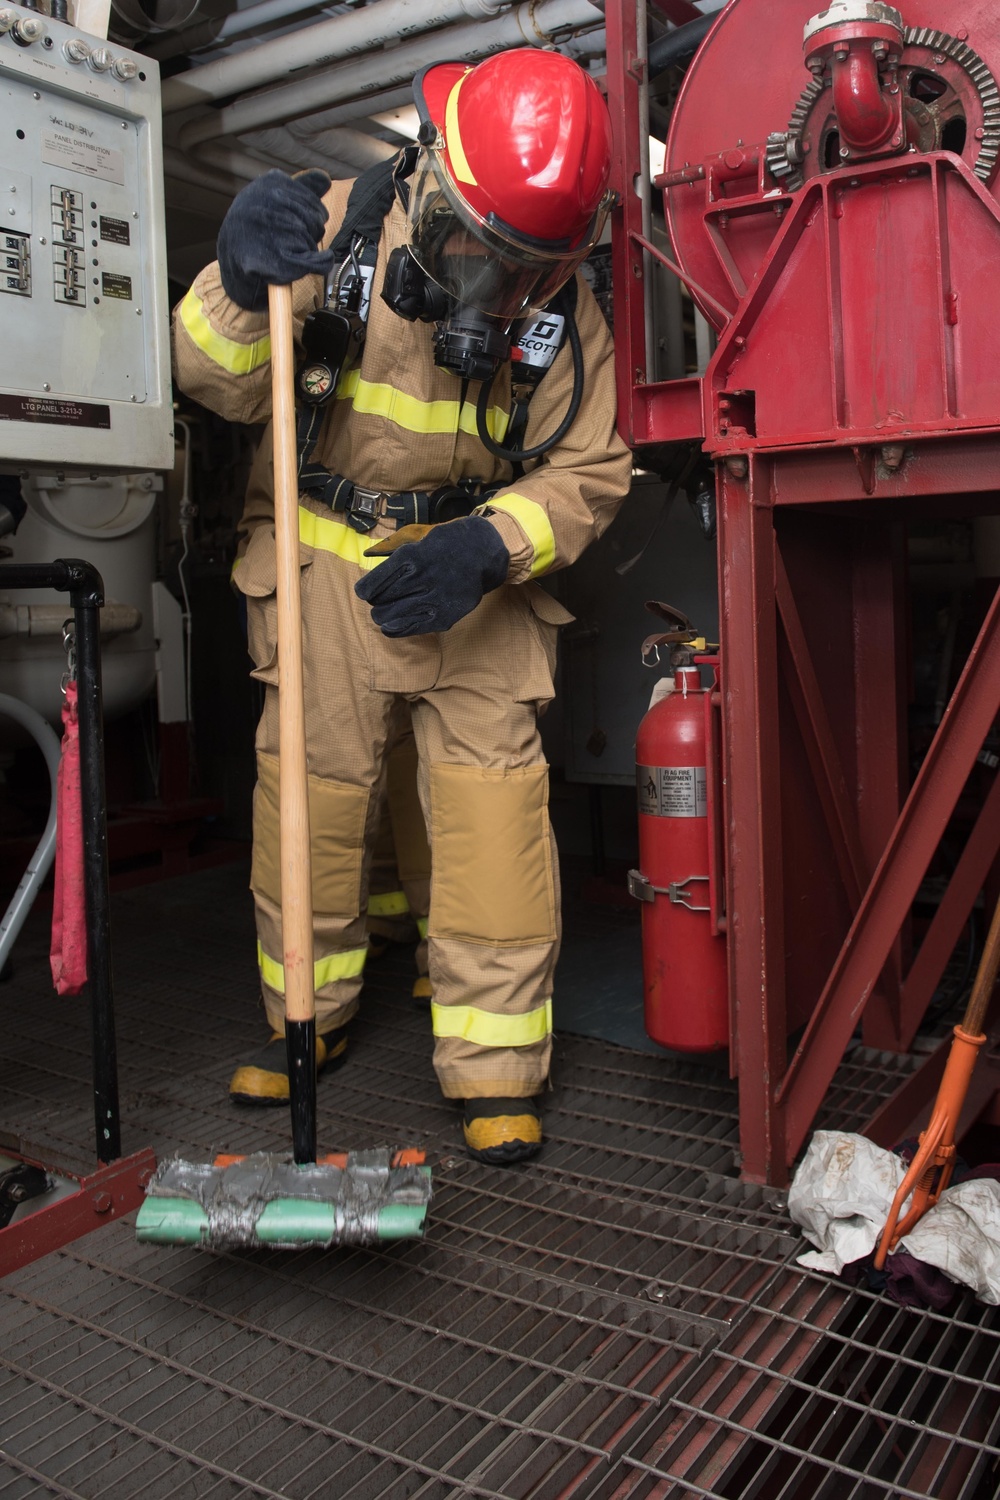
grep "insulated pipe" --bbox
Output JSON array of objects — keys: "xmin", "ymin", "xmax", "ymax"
[
  {"xmin": 237, "ymin": 132, "xmax": 365, "ymax": 177},
  {"xmin": 283, "ymin": 85, "xmax": 413, "ymax": 139},
  {"xmin": 0, "ymin": 693, "xmax": 60, "ymax": 973},
  {"xmin": 647, "ymin": 10, "xmax": 713, "ymax": 77},
  {"xmin": 162, "ymin": 143, "xmax": 247, "ymax": 195},
  {"xmin": 295, "ymin": 127, "xmax": 399, "ymax": 169},
  {"xmin": 197, "ymin": 140, "xmax": 292, "ymax": 180},
  {"xmin": 243, "ymin": 126, "xmax": 398, "ymax": 173},
  {"xmin": 0, "ymin": 603, "xmax": 140, "ymax": 637},
  {"xmin": 145, "ymin": 0, "xmax": 331, "ymax": 62},
  {"xmin": 178, "ymin": 0, "xmax": 605, "ymax": 147},
  {"xmin": 161, "ymin": 0, "xmax": 512, "ymax": 113}
]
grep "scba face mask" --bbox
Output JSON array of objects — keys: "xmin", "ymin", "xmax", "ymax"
[{"xmin": 382, "ymin": 51, "xmax": 613, "ymax": 385}]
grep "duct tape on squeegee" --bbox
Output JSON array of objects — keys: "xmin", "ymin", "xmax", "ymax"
[{"xmin": 135, "ymin": 1148, "xmax": 432, "ymax": 1247}]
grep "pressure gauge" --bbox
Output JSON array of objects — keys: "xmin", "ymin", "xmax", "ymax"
[{"xmin": 298, "ymin": 362, "xmax": 335, "ymax": 404}]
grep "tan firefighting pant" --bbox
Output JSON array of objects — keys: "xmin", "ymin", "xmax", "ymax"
[
  {"xmin": 235, "ymin": 501, "xmax": 568, "ymax": 1100},
  {"xmin": 366, "ymin": 713, "xmax": 431, "ymax": 975}
]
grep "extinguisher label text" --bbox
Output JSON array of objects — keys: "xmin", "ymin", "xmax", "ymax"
[{"xmin": 637, "ymin": 765, "xmax": 707, "ymax": 818}]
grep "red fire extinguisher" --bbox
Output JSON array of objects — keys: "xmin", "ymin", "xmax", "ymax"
[{"xmin": 630, "ymin": 652, "xmax": 728, "ymax": 1052}]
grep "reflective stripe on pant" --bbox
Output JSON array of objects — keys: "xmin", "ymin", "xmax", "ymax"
[
  {"xmin": 250, "ymin": 751, "xmax": 376, "ymax": 1034},
  {"xmin": 237, "ymin": 507, "xmax": 561, "ymax": 1095},
  {"xmin": 412, "ymin": 685, "xmax": 558, "ymax": 1100}
]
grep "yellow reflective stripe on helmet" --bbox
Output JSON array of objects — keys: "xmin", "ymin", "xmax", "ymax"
[
  {"xmin": 336, "ymin": 367, "xmax": 508, "ymax": 441},
  {"xmin": 179, "ymin": 289, "xmax": 271, "ymax": 375},
  {"xmin": 367, "ymin": 890, "xmax": 410, "ymax": 917},
  {"xmin": 431, "ymin": 998, "xmax": 552, "ymax": 1047},
  {"xmin": 298, "ymin": 505, "xmax": 385, "ymax": 572},
  {"xmin": 484, "ymin": 494, "xmax": 557, "ymax": 577},
  {"xmin": 257, "ymin": 940, "xmax": 367, "ymax": 994},
  {"xmin": 416, "ymin": 916, "xmax": 429, "ymax": 940},
  {"xmin": 445, "ymin": 70, "xmax": 477, "ymax": 186}
]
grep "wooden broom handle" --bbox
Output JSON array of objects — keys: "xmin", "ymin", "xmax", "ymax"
[{"xmin": 269, "ymin": 282, "xmax": 315, "ymax": 1027}]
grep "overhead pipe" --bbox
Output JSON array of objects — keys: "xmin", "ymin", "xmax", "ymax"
[
  {"xmin": 196, "ymin": 139, "xmax": 291, "ymax": 179},
  {"xmin": 145, "ymin": 0, "xmax": 331, "ymax": 62},
  {"xmin": 647, "ymin": 10, "xmax": 713, "ymax": 77},
  {"xmin": 242, "ymin": 125, "xmax": 398, "ymax": 174},
  {"xmin": 162, "ymin": 143, "xmax": 247, "ymax": 195},
  {"xmin": 237, "ymin": 129, "xmax": 372, "ymax": 178},
  {"xmin": 283, "ymin": 85, "xmax": 413, "ymax": 140},
  {"xmin": 161, "ymin": 0, "xmax": 512, "ymax": 113},
  {"xmin": 178, "ymin": 0, "xmax": 605, "ymax": 147}
]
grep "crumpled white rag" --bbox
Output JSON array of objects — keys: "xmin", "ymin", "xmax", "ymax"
[{"xmin": 788, "ymin": 1131, "xmax": 1000, "ymax": 1304}]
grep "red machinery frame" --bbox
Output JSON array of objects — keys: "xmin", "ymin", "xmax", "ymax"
[{"xmin": 606, "ymin": 0, "xmax": 1000, "ymax": 1184}]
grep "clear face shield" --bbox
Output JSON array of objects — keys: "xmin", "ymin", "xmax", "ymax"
[{"xmin": 406, "ymin": 143, "xmax": 612, "ymax": 325}]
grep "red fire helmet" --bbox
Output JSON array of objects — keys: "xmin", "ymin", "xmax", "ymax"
[{"xmin": 408, "ymin": 49, "xmax": 614, "ymax": 320}]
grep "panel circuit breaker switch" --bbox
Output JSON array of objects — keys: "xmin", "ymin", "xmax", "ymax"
[
  {"xmin": 1, "ymin": 231, "xmax": 30, "ymax": 296},
  {"xmin": 51, "ymin": 186, "xmax": 84, "ymax": 305}
]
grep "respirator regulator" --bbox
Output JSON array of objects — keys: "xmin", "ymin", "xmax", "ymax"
[{"xmin": 381, "ymin": 243, "xmax": 514, "ymax": 386}]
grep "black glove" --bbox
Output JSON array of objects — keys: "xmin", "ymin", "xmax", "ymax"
[
  {"xmin": 355, "ymin": 515, "xmax": 510, "ymax": 637},
  {"xmin": 217, "ymin": 169, "xmax": 334, "ymax": 312}
]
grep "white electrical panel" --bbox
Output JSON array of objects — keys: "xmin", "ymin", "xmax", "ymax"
[{"xmin": 0, "ymin": 3, "xmax": 173, "ymax": 471}]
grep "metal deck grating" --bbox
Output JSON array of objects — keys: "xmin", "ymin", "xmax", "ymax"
[
  {"xmin": 1, "ymin": 863, "xmax": 994, "ymax": 1498},
  {"xmin": 593, "ymin": 1271, "xmax": 1000, "ymax": 1499}
]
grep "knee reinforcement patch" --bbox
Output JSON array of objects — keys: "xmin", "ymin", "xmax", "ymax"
[
  {"xmin": 251, "ymin": 750, "xmax": 370, "ymax": 916},
  {"xmin": 428, "ymin": 762, "xmax": 555, "ymax": 945}
]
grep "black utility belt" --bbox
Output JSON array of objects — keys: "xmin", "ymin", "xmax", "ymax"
[
  {"xmin": 294, "ymin": 405, "xmax": 497, "ymax": 534},
  {"xmin": 301, "ymin": 471, "xmax": 496, "ymax": 535}
]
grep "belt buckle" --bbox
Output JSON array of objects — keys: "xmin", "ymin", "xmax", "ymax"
[{"xmin": 350, "ymin": 485, "xmax": 385, "ymax": 522}]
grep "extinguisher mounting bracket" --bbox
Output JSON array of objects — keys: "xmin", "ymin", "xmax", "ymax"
[
  {"xmin": 628, "ymin": 869, "xmax": 712, "ymax": 912},
  {"xmin": 668, "ymin": 876, "xmax": 712, "ymax": 912},
  {"xmin": 627, "ymin": 869, "xmax": 658, "ymax": 903}
]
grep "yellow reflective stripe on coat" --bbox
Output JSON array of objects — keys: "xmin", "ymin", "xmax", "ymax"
[
  {"xmin": 298, "ymin": 505, "xmax": 385, "ymax": 571},
  {"xmin": 431, "ymin": 998, "xmax": 552, "ymax": 1047},
  {"xmin": 367, "ymin": 890, "xmax": 410, "ymax": 917},
  {"xmin": 486, "ymin": 494, "xmax": 557, "ymax": 577},
  {"xmin": 257, "ymin": 940, "xmax": 367, "ymax": 994},
  {"xmin": 336, "ymin": 367, "xmax": 508, "ymax": 442},
  {"xmin": 416, "ymin": 916, "xmax": 429, "ymax": 940},
  {"xmin": 179, "ymin": 289, "xmax": 272, "ymax": 375}
]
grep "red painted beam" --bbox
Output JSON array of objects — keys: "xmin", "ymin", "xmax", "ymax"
[
  {"xmin": 0, "ymin": 1149, "xmax": 157, "ymax": 1276},
  {"xmin": 777, "ymin": 581, "xmax": 1000, "ymax": 1163}
]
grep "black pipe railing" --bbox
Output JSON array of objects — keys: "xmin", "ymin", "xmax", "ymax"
[{"xmin": 0, "ymin": 560, "xmax": 119, "ymax": 1163}]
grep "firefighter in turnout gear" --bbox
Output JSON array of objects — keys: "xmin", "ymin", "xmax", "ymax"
[{"xmin": 172, "ymin": 48, "xmax": 632, "ymax": 1164}]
